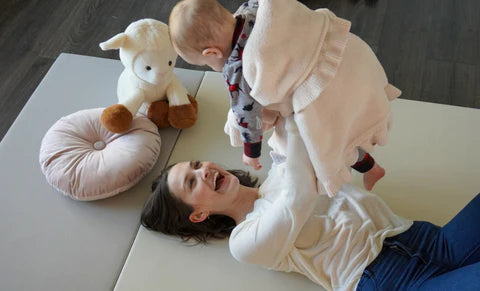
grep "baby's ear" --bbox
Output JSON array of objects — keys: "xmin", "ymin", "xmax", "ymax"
[
  {"xmin": 99, "ymin": 33, "xmax": 128, "ymax": 51},
  {"xmin": 202, "ymin": 47, "xmax": 223, "ymax": 59}
]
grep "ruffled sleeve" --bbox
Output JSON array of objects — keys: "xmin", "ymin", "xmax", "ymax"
[
  {"xmin": 291, "ymin": 9, "xmax": 351, "ymax": 113},
  {"xmin": 243, "ymin": 1, "xmax": 351, "ymax": 109}
]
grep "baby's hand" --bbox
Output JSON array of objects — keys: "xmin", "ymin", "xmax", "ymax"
[{"xmin": 243, "ymin": 154, "xmax": 262, "ymax": 170}]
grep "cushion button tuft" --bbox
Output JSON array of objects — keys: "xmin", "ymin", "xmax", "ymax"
[{"xmin": 93, "ymin": 140, "xmax": 106, "ymax": 150}]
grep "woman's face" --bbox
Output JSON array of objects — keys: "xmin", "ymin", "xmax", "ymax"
[{"xmin": 168, "ymin": 161, "xmax": 240, "ymax": 221}]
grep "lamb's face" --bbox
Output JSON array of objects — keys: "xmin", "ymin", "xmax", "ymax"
[{"xmin": 132, "ymin": 48, "xmax": 176, "ymax": 85}]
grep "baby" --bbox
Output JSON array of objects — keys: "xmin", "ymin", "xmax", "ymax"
[{"xmin": 169, "ymin": 0, "xmax": 400, "ymax": 196}]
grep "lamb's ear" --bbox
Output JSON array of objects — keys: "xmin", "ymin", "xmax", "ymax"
[{"xmin": 99, "ymin": 33, "xmax": 127, "ymax": 50}]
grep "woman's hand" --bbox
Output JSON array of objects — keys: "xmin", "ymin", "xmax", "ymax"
[{"xmin": 243, "ymin": 154, "xmax": 262, "ymax": 170}]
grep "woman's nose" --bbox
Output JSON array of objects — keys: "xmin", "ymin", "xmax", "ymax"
[{"xmin": 200, "ymin": 166, "xmax": 209, "ymax": 180}]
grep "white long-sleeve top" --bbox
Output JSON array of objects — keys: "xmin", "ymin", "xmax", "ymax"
[{"xmin": 229, "ymin": 119, "xmax": 412, "ymax": 290}]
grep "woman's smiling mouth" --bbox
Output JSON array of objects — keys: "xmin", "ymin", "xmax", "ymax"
[{"xmin": 213, "ymin": 171, "xmax": 225, "ymax": 191}]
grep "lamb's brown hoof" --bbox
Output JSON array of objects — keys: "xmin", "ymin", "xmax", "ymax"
[
  {"xmin": 101, "ymin": 104, "xmax": 133, "ymax": 133},
  {"xmin": 168, "ymin": 95, "xmax": 198, "ymax": 129},
  {"xmin": 188, "ymin": 94, "xmax": 198, "ymax": 114},
  {"xmin": 147, "ymin": 100, "xmax": 170, "ymax": 129}
]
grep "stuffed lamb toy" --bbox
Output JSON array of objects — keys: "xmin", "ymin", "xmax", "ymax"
[{"xmin": 99, "ymin": 19, "xmax": 197, "ymax": 133}]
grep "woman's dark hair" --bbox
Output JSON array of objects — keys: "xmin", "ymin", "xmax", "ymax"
[{"xmin": 140, "ymin": 164, "xmax": 258, "ymax": 244}]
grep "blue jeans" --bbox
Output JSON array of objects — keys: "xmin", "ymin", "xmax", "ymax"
[{"xmin": 357, "ymin": 193, "xmax": 480, "ymax": 290}]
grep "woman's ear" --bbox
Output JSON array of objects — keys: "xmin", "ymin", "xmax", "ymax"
[
  {"xmin": 189, "ymin": 211, "xmax": 209, "ymax": 223},
  {"xmin": 202, "ymin": 47, "xmax": 223, "ymax": 59}
]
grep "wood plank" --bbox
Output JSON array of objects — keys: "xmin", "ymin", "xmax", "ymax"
[
  {"xmin": 421, "ymin": 59, "xmax": 454, "ymax": 105},
  {"xmin": 1, "ymin": 0, "xmax": 480, "ymax": 143},
  {"xmin": 377, "ymin": 0, "xmax": 431, "ymax": 103},
  {"xmin": 0, "ymin": 54, "xmax": 54, "ymax": 141},
  {"xmin": 453, "ymin": 62, "xmax": 477, "ymax": 108}
]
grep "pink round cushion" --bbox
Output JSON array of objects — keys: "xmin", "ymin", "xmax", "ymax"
[{"xmin": 39, "ymin": 108, "xmax": 161, "ymax": 201}]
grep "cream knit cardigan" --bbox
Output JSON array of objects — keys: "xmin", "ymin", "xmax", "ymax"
[{"xmin": 225, "ymin": 0, "xmax": 401, "ymax": 197}]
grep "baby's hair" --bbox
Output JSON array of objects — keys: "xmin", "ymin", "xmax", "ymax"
[{"xmin": 169, "ymin": 0, "xmax": 232, "ymax": 54}]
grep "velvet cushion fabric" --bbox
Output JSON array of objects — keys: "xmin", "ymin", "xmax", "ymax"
[{"xmin": 39, "ymin": 108, "xmax": 161, "ymax": 201}]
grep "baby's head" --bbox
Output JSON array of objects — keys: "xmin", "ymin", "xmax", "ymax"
[{"xmin": 169, "ymin": 0, "xmax": 236, "ymax": 71}]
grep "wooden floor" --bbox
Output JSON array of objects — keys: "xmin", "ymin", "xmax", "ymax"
[{"xmin": 1, "ymin": 0, "xmax": 479, "ymax": 141}]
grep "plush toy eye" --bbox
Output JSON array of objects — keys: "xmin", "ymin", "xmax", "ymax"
[
  {"xmin": 168, "ymin": 61, "xmax": 172, "ymax": 66},
  {"xmin": 145, "ymin": 66, "xmax": 151, "ymax": 71}
]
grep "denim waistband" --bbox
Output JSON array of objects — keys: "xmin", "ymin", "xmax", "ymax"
[{"xmin": 366, "ymin": 221, "xmax": 446, "ymax": 271}]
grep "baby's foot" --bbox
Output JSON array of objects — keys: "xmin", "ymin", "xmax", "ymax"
[{"xmin": 363, "ymin": 163, "xmax": 385, "ymax": 191}]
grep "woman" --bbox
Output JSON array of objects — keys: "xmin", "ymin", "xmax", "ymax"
[{"xmin": 141, "ymin": 119, "xmax": 480, "ymax": 290}]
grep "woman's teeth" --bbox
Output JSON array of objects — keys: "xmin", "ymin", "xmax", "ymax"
[{"xmin": 213, "ymin": 171, "xmax": 219, "ymax": 190}]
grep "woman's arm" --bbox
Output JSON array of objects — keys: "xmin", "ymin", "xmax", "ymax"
[{"xmin": 229, "ymin": 118, "xmax": 320, "ymax": 268}]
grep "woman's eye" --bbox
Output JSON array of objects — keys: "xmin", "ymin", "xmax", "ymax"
[
  {"xmin": 189, "ymin": 178, "xmax": 195, "ymax": 189},
  {"xmin": 145, "ymin": 66, "xmax": 151, "ymax": 71}
]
